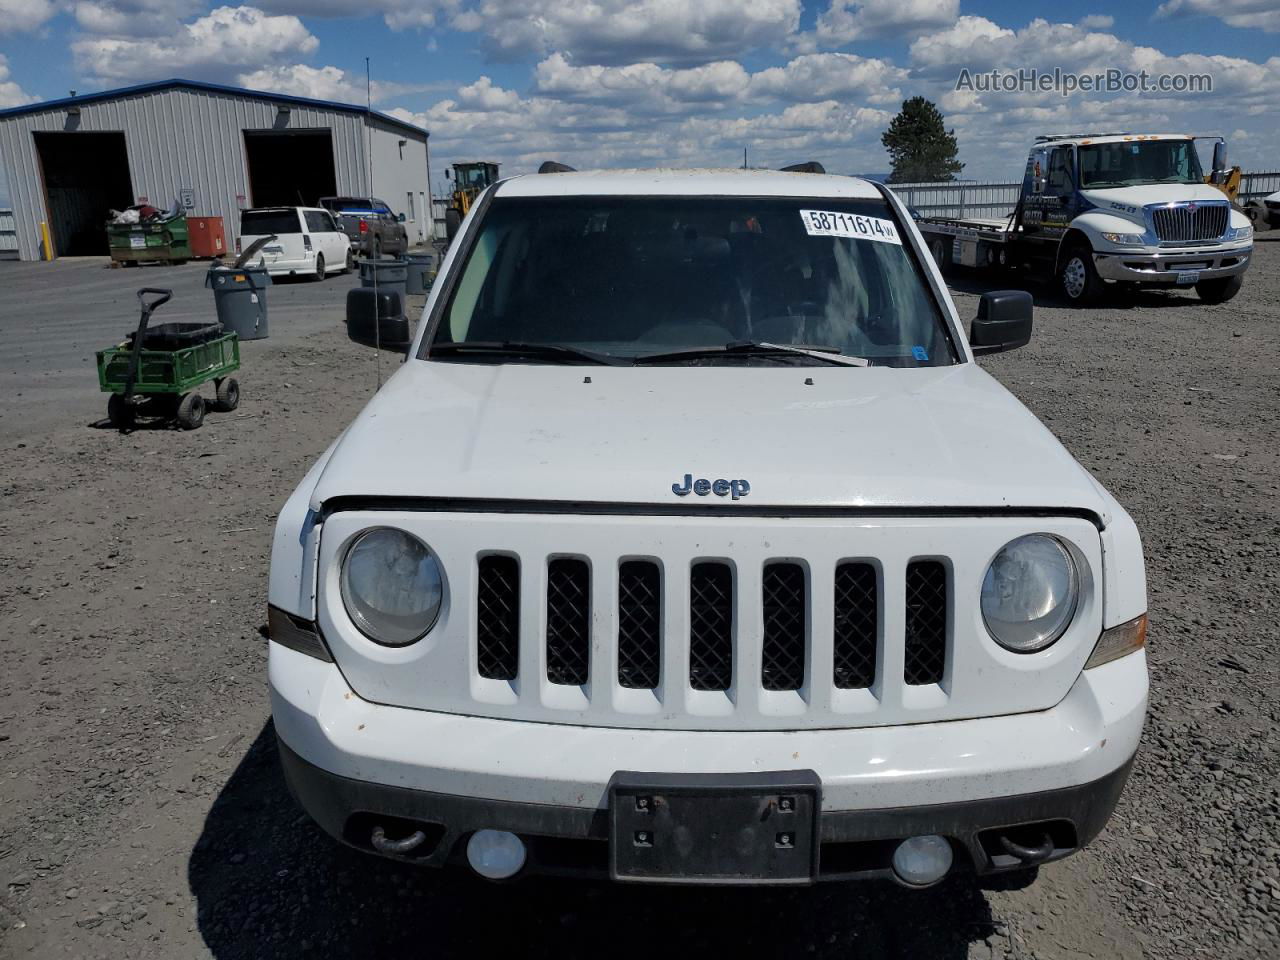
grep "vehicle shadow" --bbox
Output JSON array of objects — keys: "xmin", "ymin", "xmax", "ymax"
[
  {"xmin": 189, "ymin": 724, "xmax": 1007, "ymax": 960},
  {"xmin": 941, "ymin": 268, "xmax": 1221, "ymax": 311}
]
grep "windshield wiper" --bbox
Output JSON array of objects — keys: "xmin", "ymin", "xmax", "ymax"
[
  {"xmin": 634, "ymin": 341, "xmax": 869, "ymax": 367},
  {"xmin": 429, "ymin": 341, "xmax": 629, "ymax": 366}
]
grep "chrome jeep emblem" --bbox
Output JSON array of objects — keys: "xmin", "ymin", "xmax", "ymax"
[{"xmin": 671, "ymin": 474, "xmax": 751, "ymax": 500}]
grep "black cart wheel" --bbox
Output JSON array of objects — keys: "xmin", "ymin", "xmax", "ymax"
[
  {"xmin": 176, "ymin": 392, "xmax": 205, "ymax": 430},
  {"xmin": 215, "ymin": 377, "xmax": 240, "ymax": 411},
  {"xmin": 107, "ymin": 394, "xmax": 134, "ymax": 429}
]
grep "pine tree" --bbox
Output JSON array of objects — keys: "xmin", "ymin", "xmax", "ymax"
[{"xmin": 881, "ymin": 97, "xmax": 964, "ymax": 184}]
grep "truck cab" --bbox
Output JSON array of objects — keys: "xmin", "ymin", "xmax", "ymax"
[{"xmin": 920, "ymin": 134, "xmax": 1254, "ymax": 305}]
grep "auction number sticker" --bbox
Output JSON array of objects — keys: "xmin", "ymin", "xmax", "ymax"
[{"xmin": 800, "ymin": 209, "xmax": 901, "ymax": 245}]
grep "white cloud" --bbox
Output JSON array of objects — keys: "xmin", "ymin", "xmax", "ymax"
[
  {"xmin": 0, "ymin": 0, "xmax": 57, "ymax": 33},
  {"xmin": 533, "ymin": 54, "xmax": 750, "ymax": 109},
  {"xmin": 813, "ymin": 0, "xmax": 958, "ymax": 47},
  {"xmin": 72, "ymin": 5, "xmax": 319, "ymax": 84},
  {"xmin": 1078, "ymin": 14, "xmax": 1114, "ymax": 29},
  {"xmin": 749, "ymin": 53, "xmax": 906, "ymax": 103},
  {"xmin": 73, "ymin": 0, "xmax": 204, "ymax": 36},
  {"xmin": 254, "ymin": 0, "xmax": 460, "ymax": 29},
  {"xmin": 453, "ymin": 0, "xmax": 801, "ymax": 64},
  {"xmin": 0, "ymin": 54, "xmax": 39, "ymax": 108},
  {"xmin": 1156, "ymin": 0, "xmax": 1280, "ymax": 33},
  {"xmin": 237, "ymin": 64, "xmax": 418, "ymax": 103}
]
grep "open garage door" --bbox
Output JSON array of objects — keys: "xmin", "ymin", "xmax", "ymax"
[
  {"xmin": 245, "ymin": 129, "xmax": 338, "ymax": 207},
  {"xmin": 35, "ymin": 131, "xmax": 134, "ymax": 257}
]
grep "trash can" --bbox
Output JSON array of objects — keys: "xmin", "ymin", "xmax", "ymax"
[
  {"xmin": 359, "ymin": 258, "xmax": 408, "ymax": 304},
  {"xmin": 402, "ymin": 253, "xmax": 434, "ymax": 295},
  {"xmin": 107, "ymin": 214, "xmax": 192, "ymax": 265},
  {"xmin": 205, "ymin": 264, "xmax": 271, "ymax": 341}
]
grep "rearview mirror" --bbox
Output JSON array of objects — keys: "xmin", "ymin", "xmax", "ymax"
[
  {"xmin": 970, "ymin": 290, "xmax": 1033, "ymax": 355},
  {"xmin": 397, "ymin": 212, "xmax": 406, "ymax": 223}
]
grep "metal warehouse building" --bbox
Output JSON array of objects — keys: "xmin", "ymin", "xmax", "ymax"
[{"xmin": 0, "ymin": 78, "xmax": 430, "ymax": 261}]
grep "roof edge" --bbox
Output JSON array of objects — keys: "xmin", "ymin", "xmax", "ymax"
[{"xmin": 0, "ymin": 77, "xmax": 428, "ymax": 139}]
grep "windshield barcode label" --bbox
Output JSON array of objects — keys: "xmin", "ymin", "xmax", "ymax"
[{"xmin": 800, "ymin": 210, "xmax": 901, "ymax": 245}]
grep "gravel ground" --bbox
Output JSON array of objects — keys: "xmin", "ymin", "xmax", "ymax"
[{"xmin": 1, "ymin": 238, "xmax": 1278, "ymax": 959}]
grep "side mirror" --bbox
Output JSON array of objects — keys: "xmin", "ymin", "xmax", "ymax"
[
  {"xmin": 397, "ymin": 212, "xmax": 406, "ymax": 223},
  {"xmin": 971, "ymin": 290, "xmax": 1033, "ymax": 355},
  {"xmin": 444, "ymin": 168, "xmax": 452, "ymax": 180},
  {"xmin": 1211, "ymin": 140, "xmax": 1228, "ymax": 183}
]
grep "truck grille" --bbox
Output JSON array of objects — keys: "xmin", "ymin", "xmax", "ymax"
[
  {"xmin": 1150, "ymin": 202, "xmax": 1228, "ymax": 244},
  {"xmin": 472, "ymin": 555, "xmax": 948, "ymax": 691}
]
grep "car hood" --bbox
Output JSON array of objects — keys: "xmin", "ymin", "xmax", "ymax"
[{"xmin": 310, "ymin": 361, "xmax": 1110, "ymax": 520}]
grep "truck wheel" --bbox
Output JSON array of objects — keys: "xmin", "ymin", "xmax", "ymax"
[
  {"xmin": 313, "ymin": 253, "xmax": 325, "ymax": 281},
  {"xmin": 372, "ymin": 238, "xmax": 382, "ymax": 260},
  {"xmin": 1059, "ymin": 245, "xmax": 1104, "ymax": 305},
  {"xmin": 1195, "ymin": 275, "xmax": 1243, "ymax": 304},
  {"xmin": 1245, "ymin": 201, "xmax": 1267, "ymax": 229},
  {"xmin": 176, "ymin": 393, "xmax": 205, "ymax": 430},
  {"xmin": 215, "ymin": 377, "xmax": 240, "ymax": 411},
  {"xmin": 107, "ymin": 394, "xmax": 134, "ymax": 429},
  {"xmin": 928, "ymin": 238, "xmax": 951, "ymax": 271}
]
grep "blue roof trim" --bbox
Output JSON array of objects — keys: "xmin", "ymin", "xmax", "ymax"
[{"xmin": 0, "ymin": 77, "xmax": 428, "ymax": 139}]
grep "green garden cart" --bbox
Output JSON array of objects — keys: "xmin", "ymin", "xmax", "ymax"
[{"xmin": 96, "ymin": 288, "xmax": 241, "ymax": 431}]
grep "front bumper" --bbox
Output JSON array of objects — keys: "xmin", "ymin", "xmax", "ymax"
[
  {"xmin": 1093, "ymin": 244, "xmax": 1251, "ymax": 283},
  {"xmin": 270, "ymin": 641, "xmax": 1146, "ymax": 882}
]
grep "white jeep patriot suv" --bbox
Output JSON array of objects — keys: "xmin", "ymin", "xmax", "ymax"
[{"xmin": 267, "ymin": 167, "xmax": 1148, "ymax": 888}]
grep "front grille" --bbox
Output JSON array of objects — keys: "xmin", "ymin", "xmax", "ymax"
[
  {"xmin": 474, "ymin": 552, "xmax": 951, "ymax": 702},
  {"xmin": 546, "ymin": 558, "xmax": 590, "ymax": 685},
  {"xmin": 476, "ymin": 555, "xmax": 520, "ymax": 680},
  {"xmin": 761, "ymin": 563, "xmax": 806, "ymax": 691},
  {"xmin": 904, "ymin": 561, "xmax": 948, "ymax": 685},
  {"xmin": 617, "ymin": 561, "xmax": 661, "ymax": 689},
  {"xmin": 1151, "ymin": 203, "xmax": 1228, "ymax": 243},
  {"xmin": 689, "ymin": 562, "xmax": 734, "ymax": 691},
  {"xmin": 833, "ymin": 562, "xmax": 877, "ymax": 689}
]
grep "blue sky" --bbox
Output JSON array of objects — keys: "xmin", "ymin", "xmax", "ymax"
[{"xmin": 2, "ymin": 0, "xmax": 1278, "ymax": 203}]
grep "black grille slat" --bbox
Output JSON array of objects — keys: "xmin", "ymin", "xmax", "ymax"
[
  {"xmin": 476, "ymin": 555, "xmax": 520, "ymax": 680},
  {"xmin": 689, "ymin": 562, "xmax": 733, "ymax": 691},
  {"xmin": 546, "ymin": 559, "xmax": 590, "ymax": 686},
  {"xmin": 833, "ymin": 563, "xmax": 877, "ymax": 689},
  {"xmin": 618, "ymin": 561, "xmax": 661, "ymax": 689},
  {"xmin": 904, "ymin": 560, "xmax": 947, "ymax": 686},
  {"xmin": 761, "ymin": 564, "xmax": 806, "ymax": 691}
]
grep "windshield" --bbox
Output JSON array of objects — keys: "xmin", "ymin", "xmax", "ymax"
[
  {"xmin": 1078, "ymin": 140, "xmax": 1205, "ymax": 188},
  {"xmin": 324, "ymin": 197, "xmax": 375, "ymax": 212},
  {"xmin": 241, "ymin": 210, "xmax": 300, "ymax": 235},
  {"xmin": 427, "ymin": 196, "xmax": 955, "ymax": 367}
]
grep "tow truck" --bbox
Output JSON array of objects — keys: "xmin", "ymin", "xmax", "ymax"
[{"xmin": 916, "ymin": 134, "xmax": 1254, "ymax": 304}]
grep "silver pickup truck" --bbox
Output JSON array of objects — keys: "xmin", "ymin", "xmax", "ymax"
[{"xmin": 319, "ymin": 196, "xmax": 409, "ymax": 258}]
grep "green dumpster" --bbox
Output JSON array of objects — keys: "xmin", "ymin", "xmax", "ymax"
[{"xmin": 108, "ymin": 214, "xmax": 192, "ymax": 266}]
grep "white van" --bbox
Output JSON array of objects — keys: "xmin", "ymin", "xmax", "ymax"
[{"xmin": 239, "ymin": 207, "xmax": 353, "ymax": 280}]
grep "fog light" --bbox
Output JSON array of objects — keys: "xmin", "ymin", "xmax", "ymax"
[
  {"xmin": 466, "ymin": 829, "xmax": 526, "ymax": 880},
  {"xmin": 892, "ymin": 835, "xmax": 953, "ymax": 887}
]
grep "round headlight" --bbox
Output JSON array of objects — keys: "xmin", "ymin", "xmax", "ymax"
[
  {"xmin": 981, "ymin": 534, "xmax": 1078, "ymax": 653},
  {"xmin": 340, "ymin": 528, "xmax": 443, "ymax": 646}
]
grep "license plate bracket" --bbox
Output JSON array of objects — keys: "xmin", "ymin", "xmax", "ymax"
[{"xmin": 609, "ymin": 770, "xmax": 821, "ymax": 885}]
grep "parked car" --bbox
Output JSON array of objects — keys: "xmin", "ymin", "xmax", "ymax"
[
  {"xmin": 319, "ymin": 197, "xmax": 409, "ymax": 258},
  {"xmin": 1247, "ymin": 189, "xmax": 1280, "ymax": 229},
  {"xmin": 268, "ymin": 166, "xmax": 1148, "ymax": 889},
  {"xmin": 239, "ymin": 207, "xmax": 352, "ymax": 280}
]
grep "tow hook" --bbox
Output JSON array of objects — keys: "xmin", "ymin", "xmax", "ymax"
[
  {"xmin": 999, "ymin": 832, "xmax": 1055, "ymax": 865},
  {"xmin": 371, "ymin": 824, "xmax": 428, "ymax": 856}
]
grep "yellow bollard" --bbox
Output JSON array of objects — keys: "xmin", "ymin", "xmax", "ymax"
[{"xmin": 39, "ymin": 221, "xmax": 54, "ymax": 261}]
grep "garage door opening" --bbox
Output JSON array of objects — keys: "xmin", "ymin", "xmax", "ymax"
[
  {"xmin": 35, "ymin": 131, "xmax": 134, "ymax": 257},
  {"xmin": 245, "ymin": 130, "xmax": 338, "ymax": 207}
]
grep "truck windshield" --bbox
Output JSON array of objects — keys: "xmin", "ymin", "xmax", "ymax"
[
  {"xmin": 241, "ymin": 210, "xmax": 300, "ymax": 235},
  {"xmin": 429, "ymin": 196, "xmax": 955, "ymax": 367},
  {"xmin": 1078, "ymin": 140, "xmax": 1205, "ymax": 188}
]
